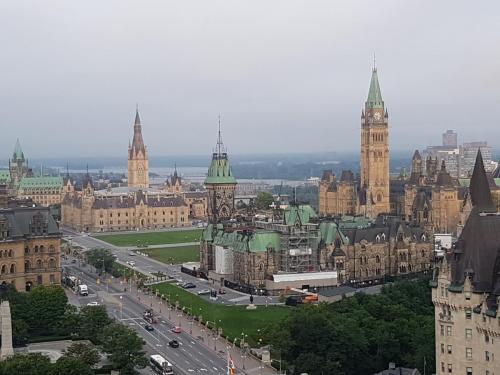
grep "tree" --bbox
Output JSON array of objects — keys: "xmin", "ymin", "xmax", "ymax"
[
  {"xmin": 53, "ymin": 357, "xmax": 94, "ymax": 375},
  {"xmin": 86, "ymin": 248, "xmax": 115, "ymax": 273},
  {"xmin": 255, "ymin": 192, "xmax": 274, "ymax": 210},
  {"xmin": 0, "ymin": 353, "xmax": 52, "ymax": 375},
  {"xmin": 78, "ymin": 305, "xmax": 112, "ymax": 343},
  {"xmin": 100, "ymin": 323, "xmax": 147, "ymax": 374},
  {"xmin": 24, "ymin": 286, "xmax": 68, "ymax": 336},
  {"xmin": 63, "ymin": 341, "xmax": 100, "ymax": 367}
]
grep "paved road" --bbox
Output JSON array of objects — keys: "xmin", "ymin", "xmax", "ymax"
[
  {"xmin": 63, "ymin": 255, "xmax": 278, "ymax": 375},
  {"xmin": 64, "ymin": 230, "xmax": 280, "ymax": 306}
]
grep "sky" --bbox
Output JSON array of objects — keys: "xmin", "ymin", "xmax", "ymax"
[{"xmin": 1, "ymin": 1, "xmax": 499, "ymax": 158}]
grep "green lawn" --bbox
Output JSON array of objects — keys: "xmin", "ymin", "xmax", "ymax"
[
  {"xmin": 143, "ymin": 245, "xmax": 200, "ymax": 264},
  {"xmin": 94, "ymin": 229, "xmax": 202, "ymax": 247},
  {"xmin": 152, "ymin": 283, "xmax": 289, "ymax": 345}
]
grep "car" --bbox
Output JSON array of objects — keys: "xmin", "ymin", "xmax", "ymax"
[
  {"xmin": 182, "ymin": 282, "xmax": 196, "ymax": 289},
  {"xmin": 144, "ymin": 324, "xmax": 154, "ymax": 331},
  {"xmin": 86, "ymin": 301, "xmax": 100, "ymax": 307},
  {"xmin": 128, "ymin": 252, "xmax": 136, "ymax": 256},
  {"xmin": 168, "ymin": 340, "xmax": 179, "ymax": 348},
  {"xmin": 171, "ymin": 326, "xmax": 181, "ymax": 333},
  {"xmin": 197, "ymin": 289, "xmax": 211, "ymax": 295},
  {"xmin": 127, "ymin": 261, "xmax": 136, "ymax": 267}
]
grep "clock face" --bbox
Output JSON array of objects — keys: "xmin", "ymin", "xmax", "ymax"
[{"xmin": 374, "ymin": 112, "xmax": 382, "ymax": 121}]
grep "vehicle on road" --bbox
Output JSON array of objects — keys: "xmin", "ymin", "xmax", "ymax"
[
  {"xmin": 78, "ymin": 284, "xmax": 89, "ymax": 296},
  {"xmin": 149, "ymin": 354, "xmax": 174, "ymax": 375},
  {"xmin": 197, "ymin": 289, "xmax": 211, "ymax": 295},
  {"xmin": 171, "ymin": 326, "xmax": 181, "ymax": 333},
  {"xmin": 181, "ymin": 282, "xmax": 196, "ymax": 289},
  {"xmin": 168, "ymin": 340, "xmax": 179, "ymax": 348},
  {"xmin": 86, "ymin": 301, "xmax": 100, "ymax": 307},
  {"xmin": 126, "ymin": 261, "xmax": 136, "ymax": 267},
  {"xmin": 128, "ymin": 252, "xmax": 136, "ymax": 256},
  {"xmin": 285, "ymin": 295, "xmax": 303, "ymax": 306},
  {"xmin": 144, "ymin": 324, "xmax": 154, "ymax": 331}
]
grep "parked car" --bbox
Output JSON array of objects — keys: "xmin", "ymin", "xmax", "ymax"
[
  {"xmin": 127, "ymin": 261, "xmax": 136, "ymax": 267},
  {"xmin": 168, "ymin": 340, "xmax": 179, "ymax": 348},
  {"xmin": 182, "ymin": 282, "xmax": 196, "ymax": 289},
  {"xmin": 128, "ymin": 252, "xmax": 136, "ymax": 256},
  {"xmin": 197, "ymin": 289, "xmax": 211, "ymax": 296},
  {"xmin": 144, "ymin": 324, "xmax": 154, "ymax": 332},
  {"xmin": 86, "ymin": 301, "xmax": 100, "ymax": 307},
  {"xmin": 171, "ymin": 326, "xmax": 182, "ymax": 333}
]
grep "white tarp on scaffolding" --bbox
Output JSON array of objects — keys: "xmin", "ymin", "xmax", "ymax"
[{"xmin": 215, "ymin": 245, "xmax": 233, "ymax": 275}]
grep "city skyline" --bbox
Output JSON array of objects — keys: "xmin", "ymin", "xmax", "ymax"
[{"xmin": 1, "ymin": 1, "xmax": 500, "ymax": 158}]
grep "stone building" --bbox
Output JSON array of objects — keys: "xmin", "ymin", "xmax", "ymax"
[
  {"xmin": 404, "ymin": 150, "xmax": 462, "ymax": 234},
  {"xmin": 61, "ymin": 173, "xmax": 189, "ymax": 232},
  {"xmin": 319, "ymin": 66, "xmax": 390, "ymax": 219},
  {"xmin": 200, "ymin": 204, "xmax": 433, "ymax": 291},
  {"xmin": 0, "ymin": 205, "xmax": 61, "ymax": 292},
  {"xmin": 431, "ymin": 150, "xmax": 500, "ymax": 375},
  {"xmin": 127, "ymin": 109, "xmax": 149, "ymax": 189},
  {"xmin": 0, "ymin": 140, "xmax": 63, "ymax": 207},
  {"xmin": 204, "ymin": 125, "xmax": 237, "ymax": 224}
]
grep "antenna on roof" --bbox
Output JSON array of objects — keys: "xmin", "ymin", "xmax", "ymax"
[
  {"xmin": 373, "ymin": 52, "xmax": 376, "ymax": 71},
  {"xmin": 216, "ymin": 114, "xmax": 225, "ymax": 156}
]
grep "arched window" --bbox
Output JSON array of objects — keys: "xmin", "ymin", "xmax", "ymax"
[
  {"xmin": 36, "ymin": 259, "xmax": 42, "ymax": 269},
  {"xmin": 421, "ymin": 249, "xmax": 425, "ymax": 258},
  {"xmin": 39, "ymin": 245, "xmax": 45, "ymax": 253},
  {"xmin": 375, "ymin": 235, "xmax": 381, "ymax": 243},
  {"xmin": 49, "ymin": 245, "xmax": 55, "ymax": 253},
  {"xmin": 421, "ymin": 234, "xmax": 426, "ymax": 242},
  {"xmin": 381, "ymin": 233, "xmax": 386, "ymax": 241},
  {"xmin": 34, "ymin": 246, "xmax": 39, "ymax": 253},
  {"xmin": 3, "ymin": 250, "xmax": 6, "ymax": 258},
  {"xmin": 377, "ymin": 193, "xmax": 382, "ymax": 202},
  {"xmin": 1, "ymin": 265, "xmax": 6, "ymax": 274},
  {"xmin": 376, "ymin": 255, "xmax": 380, "ymax": 263},
  {"xmin": 8, "ymin": 249, "xmax": 12, "ymax": 257},
  {"xmin": 49, "ymin": 258, "xmax": 56, "ymax": 269},
  {"xmin": 24, "ymin": 260, "xmax": 31, "ymax": 271},
  {"xmin": 10, "ymin": 264, "xmax": 15, "ymax": 274}
]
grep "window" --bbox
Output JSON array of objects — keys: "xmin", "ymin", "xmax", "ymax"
[
  {"xmin": 441, "ymin": 363, "xmax": 445, "ymax": 372},
  {"xmin": 466, "ymin": 368, "xmax": 472, "ymax": 375},
  {"xmin": 465, "ymin": 328, "xmax": 472, "ymax": 339},
  {"xmin": 466, "ymin": 347, "xmax": 472, "ymax": 359},
  {"xmin": 447, "ymin": 345, "xmax": 452, "ymax": 354},
  {"xmin": 485, "ymin": 334, "xmax": 489, "ymax": 343},
  {"xmin": 50, "ymin": 274, "xmax": 55, "ymax": 283},
  {"xmin": 465, "ymin": 308, "xmax": 472, "ymax": 319},
  {"xmin": 485, "ymin": 351, "xmax": 490, "ymax": 361},
  {"xmin": 465, "ymin": 291, "xmax": 471, "ymax": 300},
  {"xmin": 441, "ymin": 343, "xmax": 445, "ymax": 354},
  {"xmin": 446, "ymin": 326, "xmax": 452, "ymax": 336},
  {"xmin": 447, "ymin": 364, "xmax": 452, "ymax": 373}
]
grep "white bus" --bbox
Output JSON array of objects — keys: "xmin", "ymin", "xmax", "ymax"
[{"xmin": 149, "ymin": 354, "xmax": 174, "ymax": 375}]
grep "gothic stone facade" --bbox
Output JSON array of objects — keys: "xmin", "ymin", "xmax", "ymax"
[
  {"xmin": 0, "ymin": 207, "xmax": 61, "ymax": 292},
  {"xmin": 128, "ymin": 109, "xmax": 149, "ymax": 189}
]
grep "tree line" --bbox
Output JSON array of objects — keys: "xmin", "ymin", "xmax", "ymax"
[
  {"xmin": 0, "ymin": 284, "xmax": 147, "ymax": 375},
  {"xmin": 266, "ymin": 279, "xmax": 435, "ymax": 375}
]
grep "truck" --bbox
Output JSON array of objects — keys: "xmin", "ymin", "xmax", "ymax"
[{"xmin": 78, "ymin": 284, "xmax": 89, "ymax": 296}]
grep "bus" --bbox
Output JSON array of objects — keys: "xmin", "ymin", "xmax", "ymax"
[{"xmin": 149, "ymin": 354, "xmax": 174, "ymax": 375}]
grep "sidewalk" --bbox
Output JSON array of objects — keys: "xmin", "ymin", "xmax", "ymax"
[{"xmin": 127, "ymin": 282, "xmax": 279, "ymax": 375}]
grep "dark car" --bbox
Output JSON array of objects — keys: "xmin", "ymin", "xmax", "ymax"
[
  {"xmin": 168, "ymin": 340, "xmax": 179, "ymax": 348},
  {"xmin": 285, "ymin": 295, "xmax": 303, "ymax": 306},
  {"xmin": 182, "ymin": 282, "xmax": 196, "ymax": 289},
  {"xmin": 144, "ymin": 324, "xmax": 154, "ymax": 331}
]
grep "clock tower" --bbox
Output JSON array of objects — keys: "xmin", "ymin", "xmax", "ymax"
[
  {"xmin": 204, "ymin": 122, "xmax": 237, "ymax": 223},
  {"xmin": 128, "ymin": 108, "xmax": 149, "ymax": 189},
  {"xmin": 360, "ymin": 66, "xmax": 390, "ymax": 218}
]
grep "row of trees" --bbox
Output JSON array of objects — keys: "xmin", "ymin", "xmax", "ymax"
[
  {"xmin": 266, "ymin": 279, "xmax": 435, "ymax": 375},
  {"xmin": 0, "ymin": 284, "xmax": 147, "ymax": 374}
]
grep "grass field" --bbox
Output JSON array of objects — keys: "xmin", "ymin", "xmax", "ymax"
[
  {"xmin": 94, "ymin": 229, "xmax": 202, "ymax": 247},
  {"xmin": 143, "ymin": 245, "xmax": 200, "ymax": 264},
  {"xmin": 152, "ymin": 283, "xmax": 289, "ymax": 345}
]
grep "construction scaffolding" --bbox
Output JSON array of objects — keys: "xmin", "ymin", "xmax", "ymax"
[{"xmin": 279, "ymin": 225, "xmax": 318, "ymax": 273}]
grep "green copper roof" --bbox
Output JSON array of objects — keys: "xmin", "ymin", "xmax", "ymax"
[
  {"xmin": 459, "ymin": 178, "xmax": 500, "ymax": 188},
  {"xmin": 204, "ymin": 154, "xmax": 236, "ymax": 184},
  {"xmin": 283, "ymin": 205, "xmax": 317, "ymax": 226},
  {"xmin": 366, "ymin": 68, "xmax": 384, "ymax": 109},
  {"xmin": 212, "ymin": 229, "xmax": 281, "ymax": 253},
  {"xmin": 13, "ymin": 138, "xmax": 24, "ymax": 161},
  {"xmin": 319, "ymin": 222, "xmax": 348, "ymax": 246},
  {"xmin": 0, "ymin": 170, "xmax": 11, "ymax": 182},
  {"xmin": 19, "ymin": 176, "xmax": 63, "ymax": 189}
]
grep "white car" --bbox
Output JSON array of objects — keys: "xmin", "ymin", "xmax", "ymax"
[
  {"xmin": 128, "ymin": 252, "xmax": 136, "ymax": 256},
  {"xmin": 197, "ymin": 289, "xmax": 211, "ymax": 296},
  {"xmin": 127, "ymin": 261, "xmax": 136, "ymax": 267},
  {"xmin": 86, "ymin": 301, "xmax": 100, "ymax": 307}
]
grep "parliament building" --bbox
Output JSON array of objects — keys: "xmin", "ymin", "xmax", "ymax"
[{"xmin": 61, "ymin": 109, "xmax": 207, "ymax": 232}]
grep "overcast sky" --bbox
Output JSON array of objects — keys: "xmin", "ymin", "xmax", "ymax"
[{"xmin": 1, "ymin": 1, "xmax": 499, "ymax": 158}]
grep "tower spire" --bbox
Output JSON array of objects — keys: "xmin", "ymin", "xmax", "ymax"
[
  {"xmin": 366, "ymin": 65, "xmax": 383, "ymax": 109},
  {"xmin": 216, "ymin": 115, "xmax": 225, "ymax": 156},
  {"xmin": 373, "ymin": 52, "xmax": 376, "ymax": 71}
]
